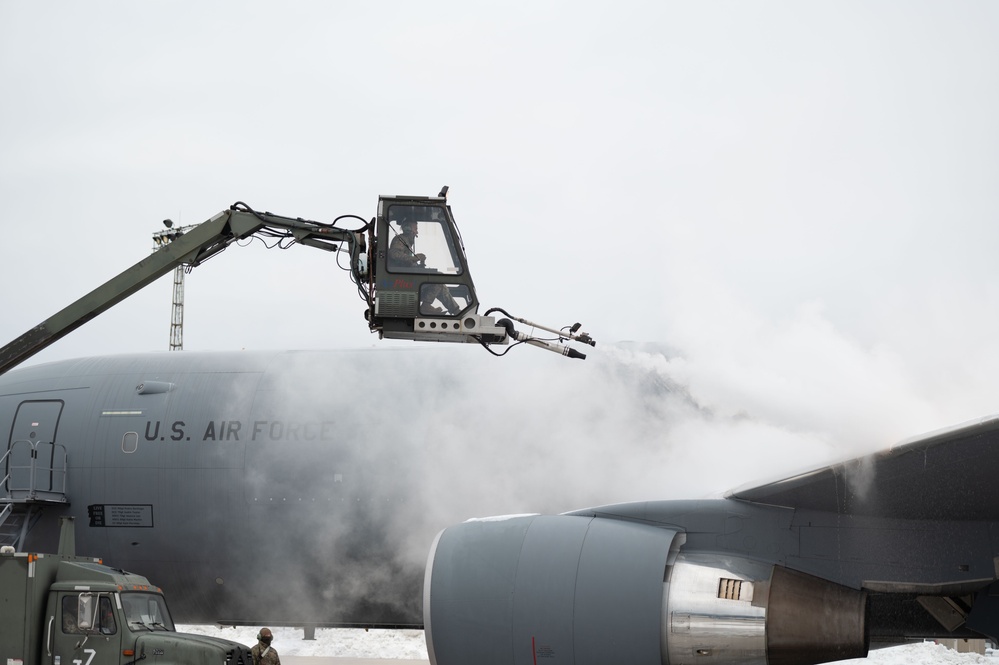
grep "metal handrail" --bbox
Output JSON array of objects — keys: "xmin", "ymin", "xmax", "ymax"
[
  {"xmin": 0, "ymin": 447, "xmax": 10, "ymax": 492},
  {"xmin": 3, "ymin": 440, "xmax": 68, "ymax": 501},
  {"xmin": 0, "ymin": 447, "xmax": 11, "ymax": 497}
]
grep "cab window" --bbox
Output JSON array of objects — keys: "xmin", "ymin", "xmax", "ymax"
[
  {"xmin": 386, "ymin": 205, "xmax": 463, "ymax": 275},
  {"xmin": 62, "ymin": 594, "xmax": 117, "ymax": 635}
]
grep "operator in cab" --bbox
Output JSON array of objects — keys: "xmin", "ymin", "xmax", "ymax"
[
  {"xmin": 388, "ymin": 214, "xmax": 462, "ymax": 316},
  {"xmin": 388, "ymin": 217, "xmax": 426, "ymax": 269}
]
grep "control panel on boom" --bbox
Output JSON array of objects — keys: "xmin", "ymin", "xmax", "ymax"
[{"xmin": 0, "ymin": 187, "xmax": 595, "ymax": 376}]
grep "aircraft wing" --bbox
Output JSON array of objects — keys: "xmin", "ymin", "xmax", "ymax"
[
  {"xmin": 425, "ymin": 416, "xmax": 999, "ymax": 663},
  {"xmin": 726, "ymin": 415, "xmax": 999, "ymax": 521}
]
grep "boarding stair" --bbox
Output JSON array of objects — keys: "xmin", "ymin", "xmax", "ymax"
[{"xmin": 0, "ymin": 439, "xmax": 69, "ymax": 550}]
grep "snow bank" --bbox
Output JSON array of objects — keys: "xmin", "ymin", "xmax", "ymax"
[
  {"xmin": 178, "ymin": 626, "xmax": 996, "ymax": 663},
  {"xmin": 177, "ymin": 625, "xmax": 428, "ymax": 660}
]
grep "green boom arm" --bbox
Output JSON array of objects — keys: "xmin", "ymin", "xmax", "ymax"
[{"xmin": 0, "ymin": 206, "xmax": 363, "ymax": 376}]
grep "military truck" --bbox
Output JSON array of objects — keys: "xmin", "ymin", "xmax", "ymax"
[{"xmin": 0, "ymin": 517, "xmax": 252, "ymax": 665}]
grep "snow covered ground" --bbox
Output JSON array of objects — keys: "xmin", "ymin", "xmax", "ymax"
[
  {"xmin": 177, "ymin": 625, "xmax": 996, "ymax": 663},
  {"xmin": 178, "ymin": 625, "xmax": 428, "ymax": 660}
]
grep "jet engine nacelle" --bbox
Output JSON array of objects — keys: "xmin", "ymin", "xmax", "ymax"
[
  {"xmin": 424, "ymin": 514, "xmax": 868, "ymax": 665},
  {"xmin": 666, "ymin": 553, "xmax": 868, "ymax": 665}
]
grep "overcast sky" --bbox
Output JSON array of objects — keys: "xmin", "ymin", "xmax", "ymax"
[{"xmin": 3, "ymin": 1, "xmax": 999, "ymax": 474}]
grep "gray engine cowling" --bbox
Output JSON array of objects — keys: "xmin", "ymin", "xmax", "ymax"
[{"xmin": 424, "ymin": 514, "xmax": 867, "ymax": 665}]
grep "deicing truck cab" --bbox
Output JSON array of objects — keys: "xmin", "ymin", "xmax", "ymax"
[{"xmin": 0, "ymin": 518, "xmax": 252, "ymax": 665}]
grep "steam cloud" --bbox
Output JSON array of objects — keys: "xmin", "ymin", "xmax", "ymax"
[{"xmin": 210, "ymin": 295, "xmax": 988, "ymax": 626}]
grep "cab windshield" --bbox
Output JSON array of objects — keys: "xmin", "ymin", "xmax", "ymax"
[
  {"xmin": 386, "ymin": 204, "xmax": 463, "ymax": 275},
  {"xmin": 120, "ymin": 592, "xmax": 174, "ymax": 631}
]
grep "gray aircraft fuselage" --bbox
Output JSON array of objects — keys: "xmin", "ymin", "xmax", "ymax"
[
  {"xmin": 5, "ymin": 347, "xmax": 999, "ymax": 665},
  {"xmin": 1, "ymin": 349, "xmax": 445, "ymax": 626}
]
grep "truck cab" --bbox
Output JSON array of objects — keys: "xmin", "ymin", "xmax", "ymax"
[
  {"xmin": 0, "ymin": 518, "xmax": 252, "ymax": 665},
  {"xmin": 45, "ymin": 562, "xmax": 251, "ymax": 665}
]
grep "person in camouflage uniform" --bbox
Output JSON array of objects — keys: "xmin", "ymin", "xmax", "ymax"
[
  {"xmin": 389, "ymin": 218, "xmax": 462, "ymax": 316},
  {"xmin": 251, "ymin": 627, "xmax": 281, "ymax": 665},
  {"xmin": 388, "ymin": 218, "xmax": 427, "ymax": 268}
]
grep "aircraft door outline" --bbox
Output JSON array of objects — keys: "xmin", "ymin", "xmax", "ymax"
[{"xmin": 5, "ymin": 400, "xmax": 67, "ymax": 500}]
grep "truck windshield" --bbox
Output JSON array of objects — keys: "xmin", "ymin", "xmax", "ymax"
[{"xmin": 120, "ymin": 592, "xmax": 175, "ymax": 631}]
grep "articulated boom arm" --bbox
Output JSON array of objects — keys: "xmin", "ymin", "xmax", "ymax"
[
  {"xmin": 0, "ymin": 205, "xmax": 365, "ymax": 376},
  {"xmin": 0, "ymin": 192, "xmax": 595, "ymax": 376}
]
